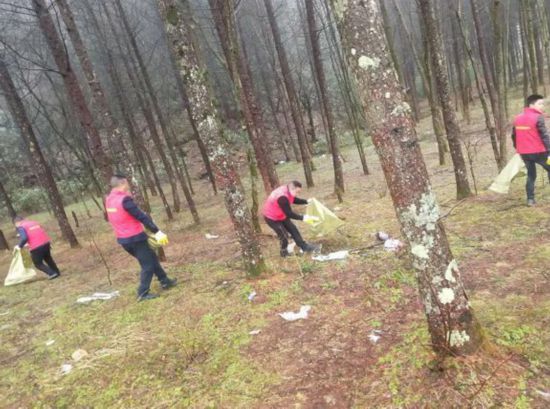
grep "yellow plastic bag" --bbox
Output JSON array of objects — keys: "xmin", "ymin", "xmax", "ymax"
[
  {"xmin": 305, "ymin": 199, "xmax": 344, "ymax": 237},
  {"xmin": 488, "ymin": 154, "xmax": 526, "ymax": 194},
  {"xmin": 4, "ymin": 248, "xmax": 37, "ymax": 286},
  {"xmin": 145, "ymin": 229, "xmax": 163, "ymax": 250}
]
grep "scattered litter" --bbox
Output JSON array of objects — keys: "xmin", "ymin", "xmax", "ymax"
[
  {"xmin": 45, "ymin": 339, "xmax": 55, "ymax": 346},
  {"xmin": 279, "ymin": 305, "xmax": 311, "ymax": 321},
  {"xmin": 287, "ymin": 242, "xmax": 296, "ymax": 254},
  {"xmin": 333, "ymin": 207, "xmax": 342, "ymax": 212},
  {"xmin": 536, "ymin": 390, "xmax": 550, "ymax": 401},
  {"xmin": 368, "ymin": 330, "xmax": 383, "ymax": 344},
  {"xmin": 383, "ymin": 239, "xmax": 403, "ymax": 252},
  {"xmin": 278, "ymin": 160, "xmax": 286, "ymax": 165},
  {"xmin": 0, "ymin": 311, "xmax": 9, "ymax": 316},
  {"xmin": 247, "ymin": 291, "xmax": 257, "ymax": 301},
  {"xmin": 321, "ymin": 154, "xmax": 327, "ymax": 158},
  {"xmin": 71, "ymin": 349, "xmax": 89, "ymax": 362},
  {"xmin": 60, "ymin": 363, "xmax": 73, "ymax": 375},
  {"xmin": 312, "ymin": 250, "xmax": 349, "ymax": 262},
  {"xmin": 249, "ymin": 329, "xmax": 261, "ymax": 335},
  {"xmin": 377, "ymin": 231, "xmax": 389, "ymax": 241},
  {"xmin": 76, "ymin": 291, "xmax": 119, "ymax": 304},
  {"xmin": 205, "ymin": 233, "xmax": 219, "ymax": 240},
  {"xmin": 0, "ymin": 324, "xmax": 12, "ymax": 331}
]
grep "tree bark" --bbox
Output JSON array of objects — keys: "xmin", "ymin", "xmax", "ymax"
[
  {"xmin": 157, "ymin": 0, "xmax": 266, "ymax": 276},
  {"xmin": 31, "ymin": 0, "xmax": 112, "ymax": 186},
  {"xmin": 305, "ymin": 0, "xmax": 344, "ymax": 201},
  {"xmin": 331, "ymin": 0, "xmax": 482, "ymax": 356},
  {"xmin": 263, "ymin": 0, "xmax": 314, "ymax": 187},
  {"xmin": 418, "ymin": 0, "xmax": 472, "ymax": 199},
  {"xmin": 0, "ymin": 177, "xmax": 16, "ymax": 219},
  {"xmin": 0, "ymin": 59, "xmax": 79, "ymax": 248}
]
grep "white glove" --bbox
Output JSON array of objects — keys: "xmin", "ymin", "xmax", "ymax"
[
  {"xmin": 14, "ymin": 245, "xmax": 20, "ymax": 251},
  {"xmin": 307, "ymin": 198, "xmax": 314, "ymax": 204},
  {"xmin": 153, "ymin": 230, "xmax": 169, "ymax": 246},
  {"xmin": 303, "ymin": 215, "xmax": 320, "ymax": 225}
]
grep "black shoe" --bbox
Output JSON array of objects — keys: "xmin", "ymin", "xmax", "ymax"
[
  {"xmin": 48, "ymin": 272, "xmax": 60, "ymax": 280},
  {"xmin": 302, "ymin": 243, "xmax": 321, "ymax": 253},
  {"xmin": 280, "ymin": 249, "xmax": 290, "ymax": 258},
  {"xmin": 161, "ymin": 278, "xmax": 177, "ymax": 290},
  {"xmin": 138, "ymin": 292, "xmax": 159, "ymax": 301}
]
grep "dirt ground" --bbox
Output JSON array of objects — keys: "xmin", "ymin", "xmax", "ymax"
[{"xmin": 0, "ymin": 97, "xmax": 549, "ymax": 408}]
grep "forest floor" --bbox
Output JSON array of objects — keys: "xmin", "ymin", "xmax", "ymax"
[{"xmin": 1, "ymin": 96, "xmax": 549, "ymax": 408}]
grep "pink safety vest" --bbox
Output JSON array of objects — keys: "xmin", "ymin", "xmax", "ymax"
[
  {"xmin": 105, "ymin": 189, "xmax": 144, "ymax": 239},
  {"xmin": 19, "ymin": 220, "xmax": 50, "ymax": 250},
  {"xmin": 514, "ymin": 107, "xmax": 547, "ymax": 154},
  {"xmin": 262, "ymin": 185, "xmax": 295, "ymax": 221}
]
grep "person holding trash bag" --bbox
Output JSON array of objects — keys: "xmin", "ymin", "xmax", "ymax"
[
  {"xmin": 106, "ymin": 174, "xmax": 177, "ymax": 301},
  {"xmin": 13, "ymin": 215, "xmax": 60, "ymax": 280},
  {"xmin": 262, "ymin": 180, "xmax": 321, "ymax": 257},
  {"xmin": 512, "ymin": 94, "xmax": 550, "ymax": 206}
]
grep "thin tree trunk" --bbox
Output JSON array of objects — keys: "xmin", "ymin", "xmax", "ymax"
[
  {"xmin": 263, "ymin": 0, "xmax": 314, "ymax": 187},
  {"xmin": 209, "ymin": 0, "xmax": 279, "ymax": 192},
  {"xmin": 31, "ymin": 0, "xmax": 112, "ymax": 185},
  {"xmin": 0, "ymin": 177, "xmax": 16, "ymax": 219},
  {"xmin": 157, "ymin": 0, "xmax": 265, "ymax": 276},
  {"xmin": 114, "ymin": 0, "xmax": 200, "ymax": 224},
  {"xmin": 333, "ymin": 0, "xmax": 482, "ymax": 356},
  {"xmin": 419, "ymin": 0, "xmax": 472, "ymax": 199},
  {"xmin": 0, "ymin": 59, "xmax": 79, "ymax": 248},
  {"xmin": 305, "ymin": 0, "xmax": 344, "ymax": 201}
]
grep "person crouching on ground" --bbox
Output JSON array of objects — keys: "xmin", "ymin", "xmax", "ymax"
[
  {"xmin": 512, "ymin": 94, "xmax": 550, "ymax": 206},
  {"xmin": 262, "ymin": 180, "xmax": 320, "ymax": 257},
  {"xmin": 13, "ymin": 215, "xmax": 61, "ymax": 280},
  {"xmin": 106, "ymin": 174, "xmax": 177, "ymax": 301}
]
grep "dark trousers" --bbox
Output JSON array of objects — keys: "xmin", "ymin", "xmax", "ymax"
[
  {"xmin": 264, "ymin": 217, "xmax": 306, "ymax": 250},
  {"xmin": 30, "ymin": 243, "xmax": 60, "ymax": 277},
  {"xmin": 521, "ymin": 153, "xmax": 550, "ymax": 199},
  {"xmin": 121, "ymin": 240, "xmax": 169, "ymax": 297}
]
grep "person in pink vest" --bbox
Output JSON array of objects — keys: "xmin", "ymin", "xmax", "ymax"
[
  {"xmin": 13, "ymin": 215, "xmax": 60, "ymax": 279},
  {"xmin": 262, "ymin": 180, "xmax": 320, "ymax": 257},
  {"xmin": 106, "ymin": 174, "xmax": 177, "ymax": 301},
  {"xmin": 512, "ymin": 94, "xmax": 550, "ymax": 206}
]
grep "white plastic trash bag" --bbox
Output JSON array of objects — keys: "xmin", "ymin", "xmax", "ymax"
[
  {"xmin": 4, "ymin": 248, "xmax": 37, "ymax": 286},
  {"xmin": 305, "ymin": 199, "xmax": 344, "ymax": 237},
  {"xmin": 488, "ymin": 154, "xmax": 526, "ymax": 194}
]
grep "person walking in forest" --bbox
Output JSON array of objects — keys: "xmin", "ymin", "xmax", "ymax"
[
  {"xmin": 13, "ymin": 216, "xmax": 60, "ymax": 280},
  {"xmin": 262, "ymin": 181, "xmax": 320, "ymax": 257},
  {"xmin": 512, "ymin": 94, "xmax": 550, "ymax": 206},
  {"xmin": 106, "ymin": 174, "xmax": 177, "ymax": 301}
]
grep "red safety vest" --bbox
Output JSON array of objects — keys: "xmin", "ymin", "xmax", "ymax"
[
  {"xmin": 19, "ymin": 220, "xmax": 50, "ymax": 250},
  {"xmin": 514, "ymin": 107, "xmax": 547, "ymax": 154},
  {"xmin": 262, "ymin": 185, "xmax": 295, "ymax": 221},
  {"xmin": 105, "ymin": 189, "xmax": 144, "ymax": 239}
]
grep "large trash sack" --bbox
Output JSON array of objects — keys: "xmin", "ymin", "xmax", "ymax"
[
  {"xmin": 4, "ymin": 248, "xmax": 37, "ymax": 286},
  {"xmin": 488, "ymin": 154, "xmax": 526, "ymax": 194},
  {"xmin": 305, "ymin": 198, "xmax": 344, "ymax": 237}
]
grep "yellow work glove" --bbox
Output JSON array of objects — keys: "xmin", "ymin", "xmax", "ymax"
[
  {"xmin": 546, "ymin": 156, "xmax": 550, "ymax": 166},
  {"xmin": 153, "ymin": 231, "xmax": 169, "ymax": 246},
  {"xmin": 303, "ymin": 215, "xmax": 320, "ymax": 225}
]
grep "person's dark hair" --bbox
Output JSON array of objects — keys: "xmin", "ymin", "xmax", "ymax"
[
  {"xmin": 526, "ymin": 94, "xmax": 544, "ymax": 107},
  {"xmin": 12, "ymin": 215, "xmax": 23, "ymax": 223},
  {"xmin": 110, "ymin": 174, "xmax": 128, "ymax": 188},
  {"xmin": 289, "ymin": 180, "xmax": 302, "ymax": 188}
]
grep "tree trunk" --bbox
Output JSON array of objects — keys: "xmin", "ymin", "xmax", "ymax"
[
  {"xmin": 209, "ymin": 0, "xmax": 279, "ymax": 192},
  {"xmin": 31, "ymin": 0, "xmax": 112, "ymax": 186},
  {"xmin": 263, "ymin": 0, "xmax": 314, "ymax": 187},
  {"xmin": 114, "ymin": 0, "xmax": 200, "ymax": 224},
  {"xmin": 56, "ymin": 0, "xmax": 145, "ymax": 204},
  {"xmin": 157, "ymin": 0, "xmax": 265, "ymax": 276},
  {"xmin": 305, "ymin": 0, "xmax": 344, "ymax": 201},
  {"xmin": 0, "ymin": 229, "xmax": 9, "ymax": 251},
  {"xmin": 418, "ymin": 0, "xmax": 472, "ymax": 199},
  {"xmin": 0, "ymin": 59, "xmax": 79, "ymax": 248},
  {"xmin": 332, "ymin": 0, "xmax": 482, "ymax": 356},
  {"xmin": 0, "ymin": 177, "xmax": 16, "ymax": 219}
]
